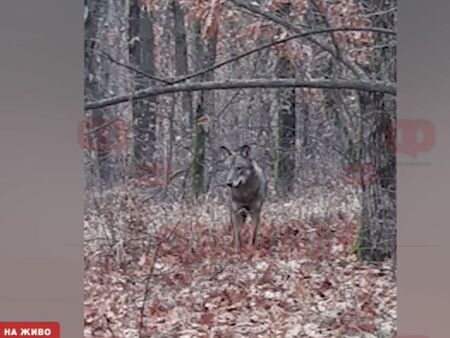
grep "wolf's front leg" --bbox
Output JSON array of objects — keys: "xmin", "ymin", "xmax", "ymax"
[
  {"xmin": 250, "ymin": 209, "xmax": 261, "ymax": 248},
  {"xmin": 231, "ymin": 211, "xmax": 242, "ymax": 251}
]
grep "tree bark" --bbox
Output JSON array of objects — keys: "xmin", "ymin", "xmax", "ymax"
[
  {"xmin": 191, "ymin": 21, "xmax": 205, "ymax": 198},
  {"xmin": 171, "ymin": 0, "xmax": 193, "ymax": 127},
  {"xmin": 84, "ymin": 0, "xmax": 112, "ymax": 186},
  {"xmin": 129, "ymin": 0, "xmax": 157, "ymax": 175},
  {"xmin": 357, "ymin": 0, "xmax": 397, "ymax": 262},
  {"xmin": 274, "ymin": 3, "xmax": 296, "ymax": 197}
]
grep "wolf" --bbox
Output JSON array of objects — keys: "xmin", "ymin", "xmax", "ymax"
[{"xmin": 221, "ymin": 144, "xmax": 268, "ymax": 250}]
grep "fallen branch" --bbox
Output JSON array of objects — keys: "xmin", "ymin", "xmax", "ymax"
[{"xmin": 85, "ymin": 78, "xmax": 395, "ymax": 111}]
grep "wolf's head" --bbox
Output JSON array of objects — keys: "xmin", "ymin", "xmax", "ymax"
[{"xmin": 221, "ymin": 144, "xmax": 255, "ymax": 188}]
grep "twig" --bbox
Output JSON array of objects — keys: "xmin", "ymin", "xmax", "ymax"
[
  {"xmin": 138, "ymin": 221, "xmax": 181, "ymax": 338},
  {"xmin": 97, "ymin": 49, "xmax": 171, "ymax": 84}
]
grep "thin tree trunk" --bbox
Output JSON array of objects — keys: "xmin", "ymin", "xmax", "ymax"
[
  {"xmin": 171, "ymin": 0, "xmax": 193, "ymax": 127},
  {"xmin": 357, "ymin": 0, "xmax": 397, "ymax": 262},
  {"xmin": 85, "ymin": 0, "xmax": 112, "ymax": 187},
  {"xmin": 192, "ymin": 95, "xmax": 206, "ymax": 198},
  {"xmin": 129, "ymin": 0, "xmax": 157, "ymax": 176},
  {"xmin": 140, "ymin": 8, "xmax": 157, "ymax": 160},
  {"xmin": 191, "ymin": 21, "xmax": 205, "ymax": 198},
  {"xmin": 274, "ymin": 56, "xmax": 296, "ymax": 197},
  {"xmin": 191, "ymin": 20, "xmax": 217, "ymax": 198}
]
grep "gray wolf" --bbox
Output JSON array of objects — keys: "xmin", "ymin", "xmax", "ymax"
[{"xmin": 221, "ymin": 144, "xmax": 268, "ymax": 250}]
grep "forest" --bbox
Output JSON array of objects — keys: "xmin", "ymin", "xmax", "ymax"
[{"xmin": 84, "ymin": 0, "xmax": 397, "ymax": 337}]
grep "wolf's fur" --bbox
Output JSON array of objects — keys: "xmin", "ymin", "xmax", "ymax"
[{"xmin": 221, "ymin": 144, "xmax": 268, "ymax": 249}]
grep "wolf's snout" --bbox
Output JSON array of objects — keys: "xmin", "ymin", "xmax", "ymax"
[{"xmin": 226, "ymin": 174, "xmax": 235, "ymax": 187}]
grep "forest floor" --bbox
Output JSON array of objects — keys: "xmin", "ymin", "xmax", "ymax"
[{"xmin": 84, "ymin": 185, "xmax": 396, "ymax": 338}]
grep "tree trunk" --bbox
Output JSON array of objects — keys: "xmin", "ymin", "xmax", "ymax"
[
  {"xmin": 274, "ymin": 56, "xmax": 296, "ymax": 197},
  {"xmin": 129, "ymin": 0, "xmax": 157, "ymax": 176},
  {"xmin": 84, "ymin": 0, "xmax": 112, "ymax": 187},
  {"xmin": 191, "ymin": 21, "xmax": 205, "ymax": 198},
  {"xmin": 192, "ymin": 95, "xmax": 206, "ymax": 198},
  {"xmin": 191, "ymin": 20, "xmax": 217, "ymax": 198},
  {"xmin": 273, "ymin": 1, "xmax": 296, "ymax": 197},
  {"xmin": 171, "ymin": 0, "xmax": 193, "ymax": 127},
  {"xmin": 357, "ymin": 0, "xmax": 397, "ymax": 262}
]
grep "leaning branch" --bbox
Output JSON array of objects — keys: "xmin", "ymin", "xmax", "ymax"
[
  {"xmin": 169, "ymin": 27, "xmax": 396, "ymax": 86},
  {"xmin": 94, "ymin": 26, "xmax": 395, "ymax": 88},
  {"xmin": 228, "ymin": 0, "xmax": 396, "ymax": 79},
  {"xmin": 85, "ymin": 78, "xmax": 396, "ymax": 110}
]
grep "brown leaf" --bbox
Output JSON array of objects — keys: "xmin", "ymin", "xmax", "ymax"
[{"xmin": 200, "ymin": 311, "xmax": 215, "ymax": 327}]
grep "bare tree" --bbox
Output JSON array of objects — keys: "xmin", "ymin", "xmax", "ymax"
[
  {"xmin": 356, "ymin": 0, "xmax": 397, "ymax": 262},
  {"xmin": 129, "ymin": 0, "xmax": 157, "ymax": 175}
]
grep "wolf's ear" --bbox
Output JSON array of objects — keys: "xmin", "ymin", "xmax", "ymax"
[
  {"xmin": 239, "ymin": 144, "xmax": 251, "ymax": 158},
  {"xmin": 220, "ymin": 145, "xmax": 232, "ymax": 156}
]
